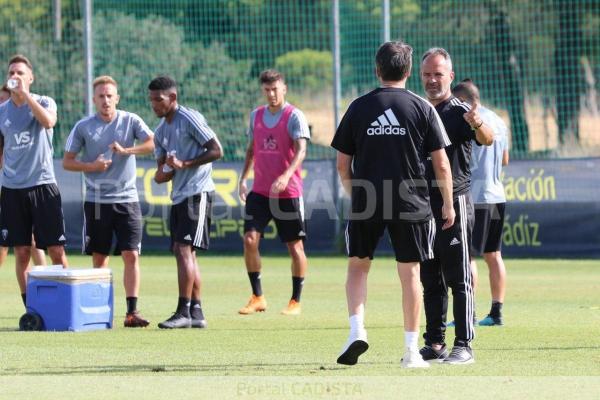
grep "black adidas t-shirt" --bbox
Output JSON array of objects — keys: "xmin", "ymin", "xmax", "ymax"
[
  {"xmin": 426, "ymin": 96, "xmax": 478, "ymax": 205},
  {"xmin": 331, "ymin": 87, "xmax": 450, "ymax": 222}
]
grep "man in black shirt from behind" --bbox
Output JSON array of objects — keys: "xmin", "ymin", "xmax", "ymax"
[
  {"xmin": 419, "ymin": 48, "xmax": 494, "ymax": 365},
  {"xmin": 331, "ymin": 40, "xmax": 455, "ymax": 368}
]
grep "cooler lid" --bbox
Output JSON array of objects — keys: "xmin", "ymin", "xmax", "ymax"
[{"xmin": 28, "ymin": 266, "xmax": 112, "ymax": 282}]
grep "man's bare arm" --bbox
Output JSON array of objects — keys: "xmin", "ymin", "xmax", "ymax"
[{"xmin": 336, "ymin": 151, "xmax": 353, "ymax": 196}]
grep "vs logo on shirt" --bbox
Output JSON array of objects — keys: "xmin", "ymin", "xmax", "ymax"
[
  {"xmin": 13, "ymin": 131, "xmax": 31, "ymax": 145},
  {"xmin": 262, "ymin": 135, "xmax": 278, "ymax": 151}
]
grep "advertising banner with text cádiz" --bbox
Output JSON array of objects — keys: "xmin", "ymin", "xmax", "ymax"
[
  {"xmin": 55, "ymin": 159, "xmax": 339, "ymax": 254},
  {"xmin": 55, "ymin": 158, "xmax": 600, "ymax": 258},
  {"xmin": 331, "ymin": 158, "xmax": 600, "ymax": 258},
  {"xmin": 500, "ymin": 158, "xmax": 600, "ymax": 257}
]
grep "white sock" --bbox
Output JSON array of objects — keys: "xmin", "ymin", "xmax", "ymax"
[
  {"xmin": 404, "ymin": 331, "xmax": 419, "ymax": 351},
  {"xmin": 349, "ymin": 313, "xmax": 365, "ymax": 334}
]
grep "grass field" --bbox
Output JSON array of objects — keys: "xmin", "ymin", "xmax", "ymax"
[{"xmin": 0, "ymin": 255, "xmax": 599, "ymax": 399}]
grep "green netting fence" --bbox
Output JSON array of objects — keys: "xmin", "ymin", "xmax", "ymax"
[{"xmin": 1, "ymin": 0, "xmax": 598, "ymax": 160}]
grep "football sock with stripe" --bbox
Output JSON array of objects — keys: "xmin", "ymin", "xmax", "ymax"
[
  {"xmin": 248, "ymin": 272, "xmax": 263, "ymax": 296},
  {"xmin": 291, "ymin": 276, "xmax": 304, "ymax": 302},
  {"xmin": 490, "ymin": 301, "xmax": 503, "ymax": 318},
  {"xmin": 176, "ymin": 297, "xmax": 191, "ymax": 318},
  {"xmin": 190, "ymin": 299, "xmax": 204, "ymax": 320}
]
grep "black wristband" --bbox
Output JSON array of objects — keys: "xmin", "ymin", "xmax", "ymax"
[{"xmin": 471, "ymin": 120, "xmax": 483, "ymax": 130}]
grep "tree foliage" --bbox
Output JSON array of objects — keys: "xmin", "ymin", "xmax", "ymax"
[
  {"xmin": 0, "ymin": 0, "xmax": 598, "ymax": 159},
  {"xmin": 275, "ymin": 49, "xmax": 333, "ymax": 95}
]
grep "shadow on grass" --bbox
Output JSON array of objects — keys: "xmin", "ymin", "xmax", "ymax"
[
  {"xmin": 0, "ymin": 325, "xmax": 349, "ymax": 333},
  {"xmin": 2, "ymin": 362, "xmax": 352, "ymax": 375},
  {"xmin": 480, "ymin": 346, "xmax": 600, "ymax": 351},
  {"xmin": 206, "ymin": 324, "xmax": 415, "ymax": 332}
]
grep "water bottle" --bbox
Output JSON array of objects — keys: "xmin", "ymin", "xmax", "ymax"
[
  {"xmin": 6, "ymin": 79, "xmax": 18, "ymax": 90},
  {"xmin": 163, "ymin": 150, "xmax": 176, "ymax": 173}
]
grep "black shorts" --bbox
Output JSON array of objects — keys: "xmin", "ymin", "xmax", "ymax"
[
  {"xmin": 0, "ymin": 184, "xmax": 66, "ymax": 249},
  {"xmin": 345, "ymin": 218, "xmax": 436, "ymax": 263},
  {"xmin": 0, "ymin": 183, "xmax": 67, "ymax": 250},
  {"xmin": 243, "ymin": 191, "xmax": 306, "ymax": 243},
  {"xmin": 471, "ymin": 203, "xmax": 505, "ymax": 255},
  {"xmin": 83, "ymin": 202, "xmax": 142, "ymax": 255},
  {"xmin": 170, "ymin": 191, "xmax": 213, "ymax": 251}
]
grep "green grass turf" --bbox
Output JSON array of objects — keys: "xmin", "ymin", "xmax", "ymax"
[{"xmin": 0, "ymin": 255, "xmax": 599, "ymax": 399}]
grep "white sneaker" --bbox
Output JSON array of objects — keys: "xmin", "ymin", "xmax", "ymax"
[
  {"xmin": 337, "ymin": 329, "xmax": 368, "ymax": 366},
  {"xmin": 401, "ymin": 348, "xmax": 430, "ymax": 368}
]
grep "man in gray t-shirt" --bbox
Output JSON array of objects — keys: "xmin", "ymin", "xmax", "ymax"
[
  {"xmin": 149, "ymin": 75, "xmax": 223, "ymax": 329},
  {"xmin": 0, "ymin": 84, "xmax": 9, "ymax": 267},
  {"xmin": 0, "ymin": 85, "xmax": 7, "ymax": 266},
  {"xmin": 0, "ymin": 54, "xmax": 69, "ymax": 308},
  {"xmin": 452, "ymin": 80, "xmax": 508, "ymax": 327},
  {"xmin": 0, "ymin": 85, "xmax": 48, "ymax": 269},
  {"xmin": 63, "ymin": 75, "xmax": 154, "ymax": 328}
]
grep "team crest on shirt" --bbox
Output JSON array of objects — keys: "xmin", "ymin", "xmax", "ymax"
[
  {"xmin": 263, "ymin": 135, "xmax": 278, "ymax": 151},
  {"xmin": 88, "ymin": 127, "xmax": 103, "ymax": 142},
  {"xmin": 1, "ymin": 229, "xmax": 8, "ymax": 240},
  {"xmin": 93, "ymin": 127, "xmax": 103, "ymax": 141},
  {"xmin": 162, "ymin": 138, "xmax": 168, "ymax": 147}
]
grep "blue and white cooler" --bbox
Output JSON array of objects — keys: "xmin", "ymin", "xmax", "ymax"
[{"xmin": 19, "ymin": 266, "xmax": 114, "ymax": 332}]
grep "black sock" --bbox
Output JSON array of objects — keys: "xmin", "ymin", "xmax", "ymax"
[
  {"xmin": 248, "ymin": 272, "xmax": 263, "ymax": 296},
  {"xmin": 490, "ymin": 301, "xmax": 503, "ymax": 318},
  {"xmin": 21, "ymin": 293, "xmax": 26, "ymax": 307},
  {"xmin": 177, "ymin": 297, "xmax": 191, "ymax": 318},
  {"xmin": 126, "ymin": 297, "xmax": 138, "ymax": 314},
  {"xmin": 291, "ymin": 276, "xmax": 304, "ymax": 302},
  {"xmin": 190, "ymin": 299, "xmax": 205, "ymax": 320}
]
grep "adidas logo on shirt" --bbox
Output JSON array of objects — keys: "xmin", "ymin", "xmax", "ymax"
[
  {"xmin": 449, "ymin": 237, "xmax": 461, "ymax": 246},
  {"xmin": 367, "ymin": 108, "xmax": 407, "ymax": 136},
  {"xmin": 184, "ymin": 234, "xmax": 192, "ymax": 241}
]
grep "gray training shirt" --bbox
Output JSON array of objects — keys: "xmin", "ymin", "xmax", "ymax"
[
  {"xmin": 470, "ymin": 105, "xmax": 509, "ymax": 204},
  {"xmin": 154, "ymin": 105, "xmax": 217, "ymax": 205},
  {"xmin": 0, "ymin": 94, "xmax": 57, "ymax": 189},
  {"xmin": 65, "ymin": 110, "xmax": 153, "ymax": 203}
]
